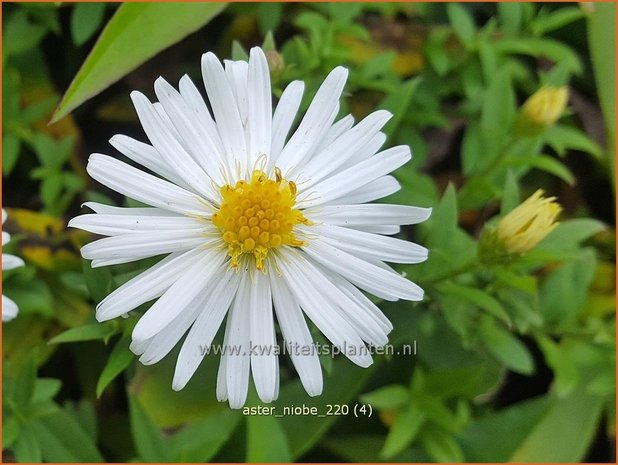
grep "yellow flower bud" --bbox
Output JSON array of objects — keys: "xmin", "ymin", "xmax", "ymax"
[
  {"xmin": 518, "ymin": 86, "xmax": 568, "ymax": 132},
  {"xmin": 265, "ymin": 49, "xmax": 285, "ymax": 81},
  {"xmin": 497, "ymin": 189, "xmax": 562, "ymax": 254}
]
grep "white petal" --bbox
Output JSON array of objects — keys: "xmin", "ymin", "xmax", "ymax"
[
  {"xmin": 314, "ymin": 114, "xmax": 355, "ymax": 154},
  {"xmin": 109, "ymin": 135, "xmax": 189, "ymax": 189},
  {"xmin": 2, "ymin": 231, "xmax": 10, "ymax": 246},
  {"xmin": 153, "ymin": 79, "xmax": 227, "ymax": 186},
  {"xmin": 138, "ymin": 299, "xmax": 202, "ymax": 366},
  {"xmin": 131, "ymin": 249, "xmax": 225, "ymax": 342},
  {"xmin": 224, "ymin": 60, "xmax": 249, "ymax": 139},
  {"xmin": 303, "ymin": 239, "xmax": 424, "ymax": 301},
  {"xmin": 275, "ymin": 251, "xmax": 373, "ymax": 367},
  {"xmin": 269, "ymin": 272, "xmax": 322, "ymax": 396},
  {"xmin": 216, "ymin": 314, "xmax": 231, "ymax": 402},
  {"xmin": 352, "ymin": 225, "xmax": 400, "ymax": 235},
  {"xmin": 178, "ymin": 74, "xmax": 228, "ymax": 167},
  {"xmin": 3, "ymin": 254, "xmax": 24, "ymax": 270},
  {"xmin": 298, "ymin": 110, "xmax": 392, "ymax": 186},
  {"xmin": 2, "ymin": 295, "xmax": 18, "ymax": 322},
  {"xmin": 2, "ymin": 209, "xmax": 6, "ymax": 224},
  {"xmin": 81, "ymin": 202, "xmax": 182, "ymax": 217},
  {"xmin": 81, "ymin": 230, "xmax": 208, "ymax": 265},
  {"xmin": 87, "ymin": 154, "xmax": 212, "ymax": 216},
  {"xmin": 297, "ymin": 145, "xmax": 411, "ymax": 208},
  {"xmin": 201, "ymin": 52, "xmax": 247, "ymax": 179},
  {"xmin": 172, "ymin": 267, "xmax": 241, "ymax": 390},
  {"xmin": 326, "ymin": 175, "xmax": 400, "ymax": 205},
  {"xmin": 223, "ymin": 277, "xmax": 252, "ymax": 409},
  {"xmin": 69, "ymin": 213, "xmax": 208, "ymax": 236},
  {"xmin": 247, "ymin": 47, "xmax": 272, "ymax": 167},
  {"xmin": 270, "ymin": 81, "xmax": 304, "ymax": 163},
  {"xmin": 95, "ymin": 248, "xmax": 205, "ymax": 321},
  {"xmin": 318, "ymin": 265, "xmax": 393, "ymax": 333},
  {"xmin": 309, "ymin": 223, "xmax": 429, "ymax": 264},
  {"xmin": 249, "ymin": 270, "xmax": 277, "ymax": 403},
  {"xmin": 305, "ymin": 204, "xmax": 432, "ymax": 226},
  {"xmin": 131, "ymin": 90, "xmax": 217, "ymax": 200},
  {"xmin": 338, "ymin": 131, "xmax": 386, "ymax": 172},
  {"xmin": 277, "ymin": 67, "xmax": 348, "ymax": 174}
]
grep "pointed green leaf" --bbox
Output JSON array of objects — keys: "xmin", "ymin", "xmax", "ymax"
[
  {"xmin": 247, "ymin": 414, "xmax": 292, "ymax": 462},
  {"xmin": 96, "ymin": 335, "xmax": 134, "ymax": 397},
  {"xmin": 381, "ymin": 399, "xmax": 426, "ymax": 459},
  {"xmin": 129, "ymin": 395, "xmax": 173, "ymax": 462},
  {"xmin": 52, "ymin": 2, "xmax": 227, "ymax": 123},
  {"xmin": 49, "ymin": 323, "xmax": 116, "ymax": 344}
]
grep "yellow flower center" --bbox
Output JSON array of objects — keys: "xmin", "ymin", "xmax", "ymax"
[{"xmin": 212, "ymin": 168, "xmax": 309, "ymax": 271}]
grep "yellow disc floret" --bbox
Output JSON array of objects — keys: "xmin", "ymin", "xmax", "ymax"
[{"xmin": 212, "ymin": 168, "xmax": 309, "ymax": 271}]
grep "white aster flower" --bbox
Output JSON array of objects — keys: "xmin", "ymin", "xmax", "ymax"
[
  {"xmin": 2, "ymin": 209, "xmax": 25, "ymax": 322},
  {"xmin": 69, "ymin": 47, "xmax": 431, "ymax": 408}
]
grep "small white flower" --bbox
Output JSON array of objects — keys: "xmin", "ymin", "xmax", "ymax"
[
  {"xmin": 2, "ymin": 209, "xmax": 25, "ymax": 322},
  {"xmin": 69, "ymin": 47, "xmax": 431, "ymax": 408}
]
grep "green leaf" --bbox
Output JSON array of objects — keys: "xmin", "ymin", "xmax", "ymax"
[
  {"xmin": 531, "ymin": 6, "xmax": 584, "ymax": 36},
  {"xmin": 494, "ymin": 37, "xmax": 582, "ymax": 74},
  {"xmin": 247, "ymin": 414, "xmax": 292, "ymax": 462},
  {"xmin": 381, "ymin": 399, "xmax": 426, "ymax": 459},
  {"xmin": 423, "ymin": 364, "xmax": 502, "ymax": 399},
  {"xmin": 82, "ymin": 257, "xmax": 115, "ymax": 303},
  {"xmin": 421, "ymin": 424, "xmax": 465, "ymax": 462},
  {"xmin": 14, "ymin": 424, "xmax": 43, "ymax": 463},
  {"xmin": 480, "ymin": 317, "xmax": 534, "ymax": 375},
  {"xmin": 537, "ymin": 218, "xmax": 606, "ymax": 252},
  {"xmin": 438, "ymin": 282, "xmax": 512, "ymax": 326},
  {"xmin": 3, "ymin": 10, "xmax": 47, "ymax": 57},
  {"xmin": 52, "ymin": 2, "xmax": 228, "ymax": 123},
  {"xmin": 49, "ymin": 323, "xmax": 116, "ymax": 344},
  {"xmin": 460, "ymin": 395, "xmax": 552, "ymax": 461},
  {"xmin": 169, "ymin": 409, "xmax": 241, "ymax": 462},
  {"xmin": 2, "ymin": 133, "xmax": 20, "ymax": 176},
  {"xmin": 32, "ymin": 378, "xmax": 62, "ymax": 403},
  {"xmin": 537, "ymin": 336, "xmax": 579, "ymax": 397},
  {"xmin": 32, "ymin": 133, "xmax": 73, "ymax": 168},
  {"xmin": 30, "ymin": 408, "xmax": 104, "ymax": 462},
  {"xmin": 360, "ymin": 384, "xmax": 409, "ymax": 411},
  {"xmin": 545, "ymin": 124, "xmax": 603, "ymax": 159},
  {"xmin": 381, "ymin": 77, "xmax": 422, "ymax": 137},
  {"xmin": 425, "ymin": 183, "xmax": 457, "ymax": 248},
  {"xmin": 447, "ymin": 3, "xmax": 476, "ymax": 49},
  {"xmin": 587, "ymin": 2, "xmax": 616, "ymax": 190},
  {"xmin": 481, "ymin": 68, "xmax": 515, "ymax": 143},
  {"xmin": 2, "ymin": 415, "xmax": 20, "ymax": 448},
  {"xmin": 14, "ymin": 355, "xmax": 37, "ymax": 409},
  {"xmin": 538, "ymin": 249, "xmax": 597, "ymax": 325},
  {"xmin": 231, "ymin": 40, "xmax": 249, "ymax": 61},
  {"xmin": 324, "ymin": 434, "xmax": 429, "ymax": 462},
  {"xmin": 500, "ymin": 170, "xmax": 520, "ymax": 214},
  {"xmin": 96, "ymin": 335, "xmax": 134, "ymax": 397},
  {"xmin": 509, "ymin": 390, "xmax": 603, "ymax": 461},
  {"xmin": 256, "ymin": 3, "xmax": 283, "ymax": 35},
  {"xmin": 70, "ymin": 401, "xmax": 98, "ymax": 441},
  {"xmin": 504, "ymin": 154, "xmax": 575, "ymax": 185},
  {"xmin": 498, "ymin": 2, "xmax": 523, "ymax": 36},
  {"xmin": 71, "ymin": 3, "xmax": 107, "ymax": 46},
  {"xmin": 129, "ymin": 395, "xmax": 173, "ymax": 462}
]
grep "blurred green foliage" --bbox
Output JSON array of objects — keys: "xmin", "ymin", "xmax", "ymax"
[{"xmin": 2, "ymin": 2, "xmax": 615, "ymax": 463}]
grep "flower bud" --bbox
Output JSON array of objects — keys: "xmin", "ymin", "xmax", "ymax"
[
  {"xmin": 265, "ymin": 49, "xmax": 285, "ymax": 81},
  {"xmin": 497, "ymin": 189, "xmax": 561, "ymax": 254},
  {"xmin": 516, "ymin": 86, "xmax": 568, "ymax": 136}
]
